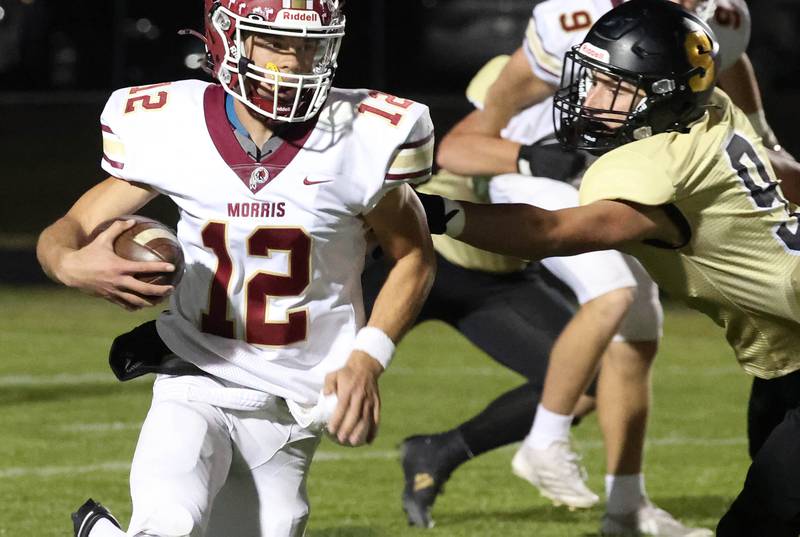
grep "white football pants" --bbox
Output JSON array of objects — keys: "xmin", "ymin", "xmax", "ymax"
[
  {"xmin": 107, "ymin": 375, "xmax": 321, "ymax": 537},
  {"xmin": 489, "ymin": 173, "xmax": 663, "ymax": 342}
]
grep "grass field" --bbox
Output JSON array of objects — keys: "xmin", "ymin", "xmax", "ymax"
[{"xmin": 0, "ymin": 285, "xmax": 752, "ymax": 536}]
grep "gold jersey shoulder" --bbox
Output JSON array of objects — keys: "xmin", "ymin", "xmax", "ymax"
[
  {"xmin": 420, "ymin": 171, "xmax": 528, "ymax": 273},
  {"xmin": 465, "ymin": 55, "xmax": 510, "ymax": 108},
  {"xmin": 580, "ymin": 89, "xmax": 800, "ymax": 379}
]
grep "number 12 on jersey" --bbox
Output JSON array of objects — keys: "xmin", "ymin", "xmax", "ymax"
[
  {"xmin": 357, "ymin": 91, "xmax": 414, "ymax": 126},
  {"xmin": 201, "ymin": 222, "xmax": 311, "ymax": 346}
]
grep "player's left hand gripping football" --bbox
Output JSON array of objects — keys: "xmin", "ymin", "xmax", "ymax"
[
  {"xmin": 58, "ymin": 219, "xmax": 175, "ymax": 311},
  {"xmin": 324, "ymin": 351, "xmax": 383, "ymax": 446}
]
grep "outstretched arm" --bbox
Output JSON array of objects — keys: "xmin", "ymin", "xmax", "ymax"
[
  {"xmin": 325, "ymin": 184, "xmax": 435, "ymax": 446},
  {"xmin": 438, "ymin": 197, "xmax": 666, "ymax": 260}
]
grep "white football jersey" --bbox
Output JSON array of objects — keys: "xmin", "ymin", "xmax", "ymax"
[
  {"xmin": 100, "ymin": 80, "xmax": 434, "ymax": 404},
  {"xmin": 708, "ymin": 0, "xmax": 751, "ymax": 71},
  {"xmin": 510, "ymin": 0, "xmax": 751, "ymax": 146},
  {"xmin": 524, "ymin": 0, "xmax": 750, "ymax": 86}
]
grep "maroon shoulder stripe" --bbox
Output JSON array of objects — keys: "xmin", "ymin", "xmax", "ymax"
[
  {"xmin": 397, "ymin": 133, "xmax": 433, "ymax": 150},
  {"xmin": 103, "ymin": 154, "xmax": 124, "ymax": 170},
  {"xmin": 524, "ymin": 32, "xmax": 562, "ymax": 79},
  {"xmin": 386, "ymin": 168, "xmax": 432, "ymax": 181}
]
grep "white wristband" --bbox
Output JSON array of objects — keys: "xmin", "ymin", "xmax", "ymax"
[
  {"xmin": 353, "ymin": 326, "xmax": 396, "ymax": 370},
  {"xmin": 517, "ymin": 156, "xmax": 533, "ymax": 177},
  {"xmin": 443, "ymin": 198, "xmax": 466, "ymax": 238}
]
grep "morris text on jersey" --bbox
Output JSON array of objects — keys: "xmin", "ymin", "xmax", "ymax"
[{"xmin": 227, "ymin": 202, "xmax": 286, "ymax": 218}]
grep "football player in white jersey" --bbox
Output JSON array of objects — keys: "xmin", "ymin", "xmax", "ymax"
[
  {"xmin": 426, "ymin": 0, "xmax": 798, "ymax": 535},
  {"xmin": 36, "ymin": 1, "xmax": 436, "ymax": 536}
]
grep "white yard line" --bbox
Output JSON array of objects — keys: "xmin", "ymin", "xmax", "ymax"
[
  {"xmin": 0, "ymin": 436, "xmax": 746, "ymax": 479},
  {"xmin": 0, "ymin": 364, "xmax": 741, "ymax": 388},
  {"xmin": 52, "ymin": 421, "xmax": 751, "ymax": 450},
  {"xmin": 660, "ymin": 365, "xmax": 741, "ymax": 377},
  {"xmin": 0, "ymin": 451, "xmax": 399, "ymax": 479},
  {"xmin": 0, "ymin": 372, "xmax": 144, "ymax": 387},
  {"xmin": 56, "ymin": 422, "xmax": 141, "ymax": 433},
  {"xmin": 0, "ymin": 461, "xmax": 132, "ymax": 479},
  {"xmin": 0, "ymin": 367, "xmax": 514, "ymax": 387},
  {"xmin": 313, "ymin": 450, "xmax": 398, "ymax": 461},
  {"xmin": 576, "ymin": 436, "xmax": 746, "ymax": 450},
  {"xmin": 383, "ymin": 366, "xmax": 517, "ymax": 377}
]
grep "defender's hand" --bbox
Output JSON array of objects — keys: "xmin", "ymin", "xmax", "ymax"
[
  {"xmin": 324, "ymin": 351, "xmax": 383, "ymax": 446},
  {"xmin": 58, "ymin": 219, "xmax": 175, "ymax": 311}
]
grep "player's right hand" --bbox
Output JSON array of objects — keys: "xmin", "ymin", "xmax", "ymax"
[
  {"xmin": 324, "ymin": 351, "xmax": 383, "ymax": 447},
  {"xmin": 57, "ymin": 219, "xmax": 175, "ymax": 311}
]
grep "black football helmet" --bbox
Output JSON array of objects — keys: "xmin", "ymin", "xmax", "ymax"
[{"xmin": 553, "ymin": 0, "xmax": 719, "ymax": 153}]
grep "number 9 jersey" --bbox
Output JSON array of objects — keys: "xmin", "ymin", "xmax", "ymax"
[
  {"xmin": 99, "ymin": 80, "xmax": 434, "ymax": 405},
  {"xmin": 523, "ymin": 0, "xmax": 751, "ymax": 87}
]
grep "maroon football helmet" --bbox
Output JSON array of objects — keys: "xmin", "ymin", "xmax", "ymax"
[{"xmin": 204, "ymin": 0, "xmax": 345, "ymax": 122}]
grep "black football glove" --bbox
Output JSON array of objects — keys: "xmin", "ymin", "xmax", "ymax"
[{"xmin": 517, "ymin": 140, "xmax": 587, "ymax": 181}]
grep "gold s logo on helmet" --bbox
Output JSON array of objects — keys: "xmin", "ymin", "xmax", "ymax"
[{"xmin": 684, "ymin": 31, "xmax": 715, "ymax": 92}]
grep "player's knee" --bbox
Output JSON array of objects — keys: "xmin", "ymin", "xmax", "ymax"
[
  {"xmin": 605, "ymin": 340, "xmax": 659, "ymax": 379},
  {"xmin": 133, "ymin": 504, "xmax": 196, "ymax": 537},
  {"xmin": 263, "ymin": 499, "xmax": 310, "ymax": 537},
  {"xmin": 615, "ymin": 292, "xmax": 663, "ymax": 343},
  {"xmin": 588, "ymin": 287, "xmax": 636, "ymax": 318}
]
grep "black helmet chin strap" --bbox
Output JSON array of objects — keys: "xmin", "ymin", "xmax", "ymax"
[
  {"xmin": 177, "ymin": 28, "xmax": 213, "ymax": 76},
  {"xmin": 238, "ymin": 56, "xmax": 254, "ymax": 78}
]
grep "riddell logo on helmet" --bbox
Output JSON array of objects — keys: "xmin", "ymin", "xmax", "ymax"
[
  {"xmin": 278, "ymin": 9, "xmax": 321, "ymax": 23},
  {"xmin": 578, "ymin": 42, "xmax": 610, "ymax": 63}
]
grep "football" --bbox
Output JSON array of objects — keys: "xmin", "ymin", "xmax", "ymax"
[{"xmin": 96, "ymin": 215, "xmax": 185, "ymax": 287}]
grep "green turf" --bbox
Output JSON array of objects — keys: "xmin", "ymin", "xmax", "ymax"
[{"xmin": 0, "ymin": 285, "xmax": 751, "ymax": 536}]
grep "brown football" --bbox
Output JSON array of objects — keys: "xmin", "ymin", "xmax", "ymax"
[{"xmin": 95, "ymin": 215, "xmax": 184, "ymax": 286}]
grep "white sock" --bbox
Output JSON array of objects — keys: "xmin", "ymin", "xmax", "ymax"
[
  {"xmin": 524, "ymin": 404, "xmax": 573, "ymax": 450},
  {"xmin": 605, "ymin": 473, "xmax": 647, "ymax": 515},
  {"xmin": 89, "ymin": 518, "xmax": 125, "ymax": 537}
]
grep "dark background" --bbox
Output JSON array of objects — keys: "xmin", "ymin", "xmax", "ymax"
[{"xmin": 1, "ymin": 0, "xmax": 798, "ymax": 280}]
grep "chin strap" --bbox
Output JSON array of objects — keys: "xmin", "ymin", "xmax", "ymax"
[
  {"xmin": 238, "ymin": 56, "xmax": 254, "ymax": 77},
  {"xmin": 177, "ymin": 28, "xmax": 208, "ymax": 46}
]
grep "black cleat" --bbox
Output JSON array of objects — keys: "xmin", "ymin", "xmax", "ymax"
[
  {"xmin": 72, "ymin": 498, "xmax": 121, "ymax": 537},
  {"xmin": 400, "ymin": 433, "xmax": 467, "ymax": 529}
]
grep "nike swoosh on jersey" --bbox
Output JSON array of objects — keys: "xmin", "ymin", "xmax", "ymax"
[{"xmin": 303, "ymin": 177, "xmax": 334, "ymax": 186}]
